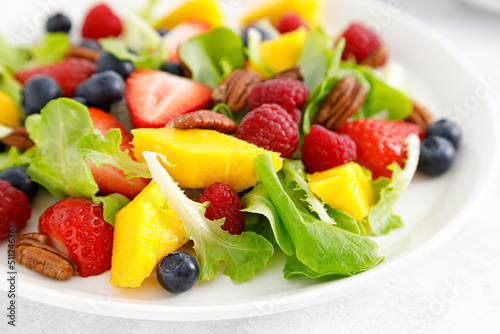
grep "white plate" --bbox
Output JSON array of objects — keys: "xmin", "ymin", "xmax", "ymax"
[
  {"xmin": 455, "ymin": 0, "xmax": 500, "ymax": 15},
  {"xmin": 1, "ymin": 0, "xmax": 499, "ymax": 321}
]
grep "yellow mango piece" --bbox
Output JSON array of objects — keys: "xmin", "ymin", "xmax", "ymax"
[
  {"xmin": 241, "ymin": 0, "xmax": 323, "ymax": 27},
  {"xmin": 132, "ymin": 128, "xmax": 283, "ymax": 192},
  {"xmin": 308, "ymin": 163, "xmax": 374, "ymax": 220},
  {"xmin": 155, "ymin": 0, "xmax": 223, "ymax": 29},
  {"xmin": 259, "ymin": 27, "xmax": 307, "ymax": 73},
  {"xmin": 110, "ymin": 182, "xmax": 186, "ymax": 288},
  {"xmin": 0, "ymin": 91, "xmax": 21, "ymax": 127}
]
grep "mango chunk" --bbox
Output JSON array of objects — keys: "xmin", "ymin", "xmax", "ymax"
[
  {"xmin": 155, "ymin": 0, "xmax": 223, "ymax": 29},
  {"xmin": 308, "ymin": 163, "xmax": 374, "ymax": 220},
  {"xmin": 0, "ymin": 91, "xmax": 21, "ymax": 127},
  {"xmin": 110, "ymin": 182, "xmax": 186, "ymax": 288},
  {"xmin": 259, "ymin": 27, "xmax": 307, "ymax": 73},
  {"xmin": 132, "ymin": 128, "xmax": 283, "ymax": 192},
  {"xmin": 241, "ymin": 0, "xmax": 323, "ymax": 27}
]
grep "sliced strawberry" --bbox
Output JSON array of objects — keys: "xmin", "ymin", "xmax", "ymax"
[
  {"xmin": 125, "ymin": 69, "xmax": 212, "ymax": 128},
  {"xmin": 162, "ymin": 19, "xmax": 211, "ymax": 61},
  {"xmin": 14, "ymin": 58, "xmax": 96, "ymax": 97},
  {"xmin": 88, "ymin": 107, "xmax": 150, "ymax": 199}
]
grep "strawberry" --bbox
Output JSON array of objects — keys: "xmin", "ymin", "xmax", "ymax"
[
  {"xmin": 125, "ymin": 70, "xmax": 212, "ymax": 128},
  {"xmin": 39, "ymin": 197, "xmax": 113, "ymax": 277},
  {"xmin": 14, "ymin": 58, "xmax": 96, "ymax": 97},
  {"xmin": 88, "ymin": 107, "xmax": 150, "ymax": 199},
  {"xmin": 0, "ymin": 180, "xmax": 30, "ymax": 240},
  {"xmin": 338, "ymin": 119, "xmax": 423, "ymax": 179},
  {"xmin": 82, "ymin": 3, "xmax": 122, "ymax": 40},
  {"xmin": 162, "ymin": 20, "xmax": 211, "ymax": 61}
]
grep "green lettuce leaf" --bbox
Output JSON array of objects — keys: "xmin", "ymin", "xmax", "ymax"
[
  {"xmin": 100, "ymin": 38, "xmax": 164, "ymax": 70},
  {"xmin": 179, "ymin": 27, "xmax": 245, "ymax": 88},
  {"xmin": 0, "ymin": 147, "xmax": 35, "ymax": 172},
  {"xmin": 368, "ymin": 134, "xmax": 420, "ymax": 235},
  {"xmin": 254, "ymin": 153, "xmax": 381, "ymax": 277},
  {"xmin": 0, "ymin": 65, "xmax": 23, "ymax": 110},
  {"xmin": 325, "ymin": 206, "xmax": 362, "ymax": 235},
  {"xmin": 143, "ymin": 151, "xmax": 274, "ymax": 282},
  {"xmin": 25, "ymin": 98, "xmax": 98, "ymax": 198},
  {"xmin": 122, "ymin": 11, "xmax": 163, "ymax": 55},
  {"xmin": 30, "ymin": 33, "xmax": 70, "ymax": 66},
  {"xmin": 93, "ymin": 193, "xmax": 130, "ymax": 227},
  {"xmin": 77, "ymin": 129, "xmax": 152, "ymax": 179},
  {"xmin": 0, "ymin": 37, "xmax": 30, "ymax": 71},
  {"xmin": 245, "ymin": 27, "xmax": 272, "ymax": 78}
]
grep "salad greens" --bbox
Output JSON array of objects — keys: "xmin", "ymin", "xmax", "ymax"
[
  {"xmin": 0, "ymin": 36, "xmax": 30, "ymax": 71},
  {"xmin": 179, "ymin": 27, "xmax": 245, "ymax": 88},
  {"xmin": 100, "ymin": 38, "xmax": 164, "ymax": 70},
  {"xmin": 143, "ymin": 152, "xmax": 274, "ymax": 282},
  {"xmin": 367, "ymin": 134, "xmax": 420, "ymax": 235},
  {"xmin": 0, "ymin": 65, "xmax": 23, "ymax": 109},
  {"xmin": 30, "ymin": 33, "xmax": 70, "ymax": 66}
]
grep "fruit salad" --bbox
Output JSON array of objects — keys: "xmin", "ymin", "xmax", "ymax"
[{"xmin": 0, "ymin": 0, "xmax": 462, "ymax": 294}]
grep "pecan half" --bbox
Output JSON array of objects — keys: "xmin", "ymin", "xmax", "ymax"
[
  {"xmin": 313, "ymin": 75, "xmax": 367, "ymax": 130},
  {"xmin": 406, "ymin": 100, "xmax": 434, "ymax": 131},
  {"xmin": 167, "ymin": 110, "xmax": 238, "ymax": 134},
  {"xmin": 0, "ymin": 127, "xmax": 34, "ymax": 151},
  {"xmin": 271, "ymin": 66, "xmax": 304, "ymax": 81},
  {"xmin": 65, "ymin": 46, "xmax": 100, "ymax": 62},
  {"xmin": 212, "ymin": 69, "xmax": 262, "ymax": 112},
  {"xmin": 16, "ymin": 233, "xmax": 77, "ymax": 279},
  {"xmin": 361, "ymin": 46, "xmax": 387, "ymax": 68}
]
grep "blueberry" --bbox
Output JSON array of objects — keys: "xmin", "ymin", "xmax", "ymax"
[
  {"xmin": 46, "ymin": 13, "xmax": 72, "ymax": 33},
  {"xmin": 78, "ymin": 39, "xmax": 101, "ymax": 51},
  {"xmin": 241, "ymin": 26, "xmax": 272, "ymax": 47},
  {"xmin": 72, "ymin": 96, "xmax": 88, "ymax": 105},
  {"xmin": 157, "ymin": 252, "xmax": 199, "ymax": 293},
  {"xmin": 78, "ymin": 71, "xmax": 125, "ymax": 111},
  {"xmin": 160, "ymin": 62, "xmax": 184, "ymax": 77},
  {"xmin": 426, "ymin": 119, "xmax": 461, "ymax": 149},
  {"xmin": 96, "ymin": 52, "xmax": 134, "ymax": 79},
  {"xmin": 418, "ymin": 136, "xmax": 456, "ymax": 176},
  {"xmin": 22, "ymin": 76, "xmax": 62, "ymax": 116},
  {"xmin": 157, "ymin": 28, "xmax": 169, "ymax": 36},
  {"xmin": 0, "ymin": 167, "xmax": 39, "ymax": 201}
]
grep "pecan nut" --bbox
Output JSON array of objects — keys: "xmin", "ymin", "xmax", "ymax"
[
  {"xmin": 361, "ymin": 46, "xmax": 387, "ymax": 68},
  {"xmin": 405, "ymin": 100, "xmax": 434, "ymax": 131},
  {"xmin": 271, "ymin": 66, "xmax": 304, "ymax": 81},
  {"xmin": 313, "ymin": 75, "xmax": 367, "ymax": 130},
  {"xmin": 212, "ymin": 69, "xmax": 262, "ymax": 112},
  {"xmin": 65, "ymin": 46, "xmax": 100, "ymax": 62},
  {"xmin": 16, "ymin": 233, "xmax": 77, "ymax": 279},
  {"xmin": 166, "ymin": 110, "xmax": 238, "ymax": 134},
  {"xmin": 0, "ymin": 127, "xmax": 34, "ymax": 151}
]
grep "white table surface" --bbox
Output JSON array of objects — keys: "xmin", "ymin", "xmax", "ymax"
[{"xmin": 2, "ymin": 0, "xmax": 500, "ymax": 332}]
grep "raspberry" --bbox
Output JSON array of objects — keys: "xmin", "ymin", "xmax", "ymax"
[
  {"xmin": 196, "ymin": 183, "xmax": 245, "ymax": 235},
  {"xmin": 301, "ymin": 125, "xmax": 357, "ymax": 173},
  {"xmin": 39, "ymin": 197, "xmax": 114, "ymax": 277},
  {"xmin": 338, "ymin": 119, "xmax": 423, "ymax": 179},
  {"xmin": 247, "ymin": 78, "xmax": 309, "ymax": 119},
  {"xmin": 14, "ymin": 58, "xmax": 96, "ymax": 97},
  {"xmin": 275, "ymin": 12, "xmax": 308, "ymax": 34},
  {"xmin": 82, "ymin": 3, "xmax": 122, "ymax": 40},
  {"xmin": 236, "ymin": 104, "xmax": 299, "ymax": 158},
  {"xmin": 340, "ymin": 23, "xmax": 382, "ymax": 64},
  {"xmin": 0, "ymin": 180, "xmax": 31, "ymax": 240}
]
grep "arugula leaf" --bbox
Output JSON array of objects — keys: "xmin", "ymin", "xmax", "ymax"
[
  {"xmin": 0, "ymin": 36, "xmax": 30, "ymax": 71},
  {"xmin": 25, "ymin": 98, "xmax": 98, "ymax": 198},
  {"xmin": 143, "ymin": 151, "xmax": 274, "ymax": 282},
  {"xmin": 93, "ymin": 193, "xmax": 130, "ymax": 227},
  {"xmin": 179, "ymin": 27, "xmax": 245, "ymax": 88},
  {"xmin": 0, "ymin": 65, "xmax": 23, "ymax": 110},
  {"xmin": 30, "ymin": 33, "xmax": 70, "ymax": 66},
  {"xmin": 254, "ymin": 153, "xmax": 381, "ymax": 277},
  {"xmin": 77, "ymin": 129, "xmax": 152, "ymax": 179},
  {"xmin": 241, "ymin": 183, "xmax": 294, "ymax": 255},
  {"xmin": 368, "ymin": 134, "xmax": 420, "ymax": 235},
  {"xmin": 100, "ymin": 38, "xmax": 164, "ymax": 70},
  {"xmin": 357, "ymin": 66, "xmax": 413, "ymax": 120}
]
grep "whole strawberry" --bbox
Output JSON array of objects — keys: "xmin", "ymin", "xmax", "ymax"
[
  {"xmin": 338, "ymin": 119, "xmax": 423, "ymax": 179},
  {"xmin": 0, "ymin": 180, "xmax": 31, "ymax": 240},
  {"xmin": 236, "ymin": 104, "xmax": 299, "ymax": 158},
  {"xmin": 302, "ymin": 125, "xmax": 357, "ymax": 174},
  {"xmin": 39, "ymin": 197, "xmax": 113, "ymax": 277},
  {"xmin": 247, "ymin": 78, "xmax": 309, "ymax": 122},
  {"xmin": 196, "ymin": 183, "xmax": 245, "ymax": 235},
  {"xmin": 82, "ymin": 3, "xmax": 122, "ymax": 40}
]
